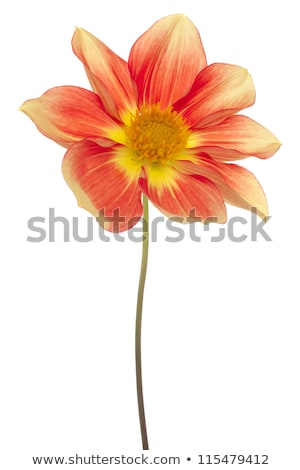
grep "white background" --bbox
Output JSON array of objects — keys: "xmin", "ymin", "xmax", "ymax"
[{"xmin": 1, "ymin": 0, "xmax": 299, "ymax": 468}]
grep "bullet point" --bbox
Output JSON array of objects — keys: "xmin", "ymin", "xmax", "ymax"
[{"xmin": 187, "ymin": 457, "xmax": 191, "ymax": 461}]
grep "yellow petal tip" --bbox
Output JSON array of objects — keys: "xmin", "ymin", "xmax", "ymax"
[
  {"xmin": 18, "ymin": 101, "xmax": 32, "ymax": 115},
  {"xmin": 18, "ymin": 102, "xmax": 26, "ymax": 112}
]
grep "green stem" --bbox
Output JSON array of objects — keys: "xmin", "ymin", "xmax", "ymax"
[{"xmin": 135, "ymin": 194, "xmax": 149, "ymax": 450}]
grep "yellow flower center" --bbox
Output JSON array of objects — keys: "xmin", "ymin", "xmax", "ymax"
[{"xmin": 125, "ymin": 104, "xmax": 190, "ymax": 165}]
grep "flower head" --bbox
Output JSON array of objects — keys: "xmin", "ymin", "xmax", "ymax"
[{"xmin": 20, "ymin": 14, "xmax": 280, "ymax": 232}]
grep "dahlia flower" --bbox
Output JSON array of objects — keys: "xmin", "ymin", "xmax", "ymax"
[{"xmin": 20, "ymin": 14, "xmax": 280, "ymax": 233}]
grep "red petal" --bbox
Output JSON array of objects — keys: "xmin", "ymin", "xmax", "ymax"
[
  {"xmin": 139, "ymin": 164, "xmax": 226, "ymax": 223},
  {"xmin": 62, "ymin": 141, "xmax": 143, "ymax": 232},
  {"xmin": 72, "ymin": 28, "xmax": 137, "ymax": 120},
  {"xmin": 20, "ymin": 86, "xmax": 121, "ymax": 147},
  {"xmin": 175, "ymin": 158, "xmax": 268, "ymax": 219},
  {"xmin": 129, "ymin": 14, "xmax": 207, "ymax": 108},
  {"xmin": 174, "ymin": 63, "xmax": 256, "ymax": 128},
  {"xmin": 188, "ymin": 115, "xmax": 281, "ymax": 159}
]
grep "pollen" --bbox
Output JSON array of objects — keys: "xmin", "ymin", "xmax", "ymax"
[{"xmin": 125, "ymin": 104, "xmax": 190, "ymax": 165}]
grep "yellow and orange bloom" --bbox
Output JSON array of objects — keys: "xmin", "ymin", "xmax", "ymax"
[{"xmin": 20, "ymin": 14, "xmax": 280, "ymax": 232}]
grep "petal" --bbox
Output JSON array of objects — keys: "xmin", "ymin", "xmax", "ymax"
[
  {"xmin": 20, "ymin": 86, "xmax": 121, "ymax": 147},
  {"xmin": 129, "ymin": 14, "xmax": 207, "ymax": 109},
  {"xmin": 174, "ymin": 63, "xmax": 256, "ymax": 128},
  {"xmin": 139, "ymin": 164, "xmax": 226, "ymax": 223},
  {"xmin": 62, "ymin": 141, "xmax": 143, "ymax": 232},
  {"xmin": 175, "ymin": 158, "xmax": 268, "ymax": 219},
  {"xmin": 187, "ymin": 115, "xmax": 281, "ymax": 159},
  {"xmin": 72, "ymin": 28, "xmax": 137, "ymax": 120}
]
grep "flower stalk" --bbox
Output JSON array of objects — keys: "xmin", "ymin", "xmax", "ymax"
[{"xmin": 135, "ymin": 194, "xmax": 149, "ymax": 450}]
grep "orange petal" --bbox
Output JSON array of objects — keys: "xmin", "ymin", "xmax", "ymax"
[
  {"xmin": 139, "ymin": 164, "xmax": 226, "ymax": 223},
  {"xmin": 174, "ymin": 63, "xmax": 256, "ymax": 128},
  {"xmin": 72, "ymin": 28, "xmax": 137, "ymax": 121},
  {"xmin": 62, "ymin": 141, "xmax": 143, "ymax": 232},
  {"xmin": 84, "ymin": 67, "xmax": 118, "ymax": 119},
  {"xmin": 187, "ymin": 115, "xmax": 281, "ymax": 159},
  {"xmin": 175, "ymin": 158, "xmax": 268, "ymax": 219},
  {"xmin": 129, "ymin": 14, "xmax": 207, "ymax": 109},
  {"xmin": 20, "ymin": 86, "xmax": 121, "ymax": 147}
]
